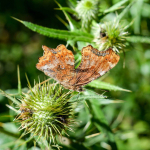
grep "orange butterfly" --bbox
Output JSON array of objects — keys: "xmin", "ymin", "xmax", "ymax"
[{"xmin": 36, "ymin": 45, "xmax": 120, "ymax": 91}]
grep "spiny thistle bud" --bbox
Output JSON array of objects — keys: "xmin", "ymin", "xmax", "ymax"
[
  {"xmin": 75, "ymin": 0, "xmax": 99, "ymax": 29},
  {"xmin": 93, "ymin": 20, "xmax": 129, "ymax": 52},
  {"xmin": 16, "ymin": 81, "xmax": 76, "ymax": 145}
]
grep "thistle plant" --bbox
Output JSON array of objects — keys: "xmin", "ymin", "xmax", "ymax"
[
  {"xmin": 75, "ymin": 0, "xmax": 99, "ymax": 29},
  {"xmin": 93, "ymin": 20, "xmax": 129, "ymax": 52},
  {"xmin": 18, "ymin": 81, "xmax": 76, "ymax": 145},
  {"xmin": 0, "ymin": 74, "xmax": 77, "ymax": 149},
  {"xmin": 1, "ymin": 0, "xmax": 145, "ymax": 149}
]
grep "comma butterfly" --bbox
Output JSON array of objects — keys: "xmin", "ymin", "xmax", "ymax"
[{"xmin": 36, "ymin": 45, "xmax": 120, "ymax": 91}]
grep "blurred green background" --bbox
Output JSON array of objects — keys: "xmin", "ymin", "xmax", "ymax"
[{"xmin": 0, "ymin": 0, "xmax": 150, "ymax": 149}]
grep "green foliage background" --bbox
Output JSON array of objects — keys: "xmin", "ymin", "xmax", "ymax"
[{"xmin": 0, "ymin": 0, "xmax": 150, "ymax": 149}]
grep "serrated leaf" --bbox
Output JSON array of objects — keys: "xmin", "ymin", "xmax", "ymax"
[
  {"xmin": 86, "ymin": 80, "xmax": 131, "ymax": 92},
  {"xmin": 70, "ymin": 89, "xmax": 105, "ymax": 102},
  {"xmin": 13, "ymin": 17, "xmax": 93, "ymax": 43},
  {"xmin": 70, "ymin": 94, "xmax": 105, "ymax": 102},
  {"xmin": 84, "ymin": 89, "xmax": 123, "ymax": 104},
  {"xmin": 70, "ymin": 90, "xmax": 123, "ymax": 105},
  {"xmin": 127, "ymin": 36, "xmax": 150, "ymax": 44}
]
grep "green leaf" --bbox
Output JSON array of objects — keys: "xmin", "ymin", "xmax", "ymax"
[
  {"xmin": 70, "ymin": 90, "xmax": 105, "ymax": 102},
  {"xmin": 87, "ymin": 101, "xmax": 118, "ymax": 150},
  {"xmin": 84, "ymin": 89, "xmax": 123, "ymax": 104},
  {"xmin": 92, "ymin": 99, "xmax": 123, "ymax": 105},
  {"xmin": 85, "ymin": 90, "xmax": 119, "ymax": 149},
  {"xmin": 12, "ymin": 17, "xmax": 93, "ymax": 43},
  {"xmin": 2, "ymin": 122, "xmax": 19, "ymax": 135},
  {"xmin": 0, "ymin": 89, "xmax": 21, "ymax": 105},
  {"xmin": 86, "ymin": 80, "xmax": 131, "ymax": 92},
  {"xmin": 70, "ymin": 94, "xmax": 105, "ymax": 102},
  {"xmin": 13, "ymin": 144, "xmax": 27, "ymax": 150},
  {"xmin": 131, "ymin": 0, "xmax": 144, "ymax": 34},
  {"xmin": 0, "ymin": 133, "xmax": 25, "ymax": 149},
  {"xmin": 117, "ymin": 1, "xmax": 134, "ymax": 21},
  {"xmin": 84, "ymin": 134, "xmax": 105, "ymax": 147},
  {"xmin": 141, "ymin": 3, "xmax": 150, "ymax": 18},
  {"xmin": 2, "ymin": 89, "xmax": 18, "ymax": 95},
  {"xmin": 127, "ymin": 36, "xmax": 150, "ymax": 44},
  {"xmin": 28, "ymin": 147, "xmax": 42, "ymax": 150},
  {"xmin": 36, "ymin": 137, "xmax": 50, "ymax": 150},
  {"xmin": 104, "ymin": 0, "xmax": 128, "ymax": 14},
  {"xmin": 70, "ymin": 90, "xmax": 123, "ymax": 105}
]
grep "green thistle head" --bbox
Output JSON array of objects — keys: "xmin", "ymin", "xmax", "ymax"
[
  {"xmin": 93, "ymin": 20, "xmax": 129, "ymax": 52},
  {"xmin": 75, "ymin": 0, "xmax": 99, "ymax": 29},
  {"xmin": 17, "ymin": 81, "xmax": 76, "ymax": 144}
]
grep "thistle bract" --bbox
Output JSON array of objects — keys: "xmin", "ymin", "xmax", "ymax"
[
  {"xmin": 17, "ymin": 81, "xmax": 75, "ymax": 144},
  {"xmin": 93, "ymin": 20, "xmax": 128, "ymax": 52}
]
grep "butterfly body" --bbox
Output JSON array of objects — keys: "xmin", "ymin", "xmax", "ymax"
[{"xmin": 36, "ymin": 45, "xmax": 120, "ymax": 91}]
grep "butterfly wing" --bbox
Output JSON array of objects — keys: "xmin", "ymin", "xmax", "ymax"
[
  {"xmin": 75, "ymin": 45, "xmax": 120, "ymax": 89},
  {"xmin": 36, "ymin": 44, "xmax": 76, "ymax": 90}
]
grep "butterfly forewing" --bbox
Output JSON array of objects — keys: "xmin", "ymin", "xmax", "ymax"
[
  {"xmin": 75, "ymin": 46, "xmax": 120, "ymax": 89},
  {"xmin": 36, "ymin": 44, "xmax": 77, "ymax": 90}
]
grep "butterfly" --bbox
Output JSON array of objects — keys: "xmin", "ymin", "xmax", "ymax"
[{"xmin": 36, "ymin": 44, "xmax": 120, "ymax": 92}]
